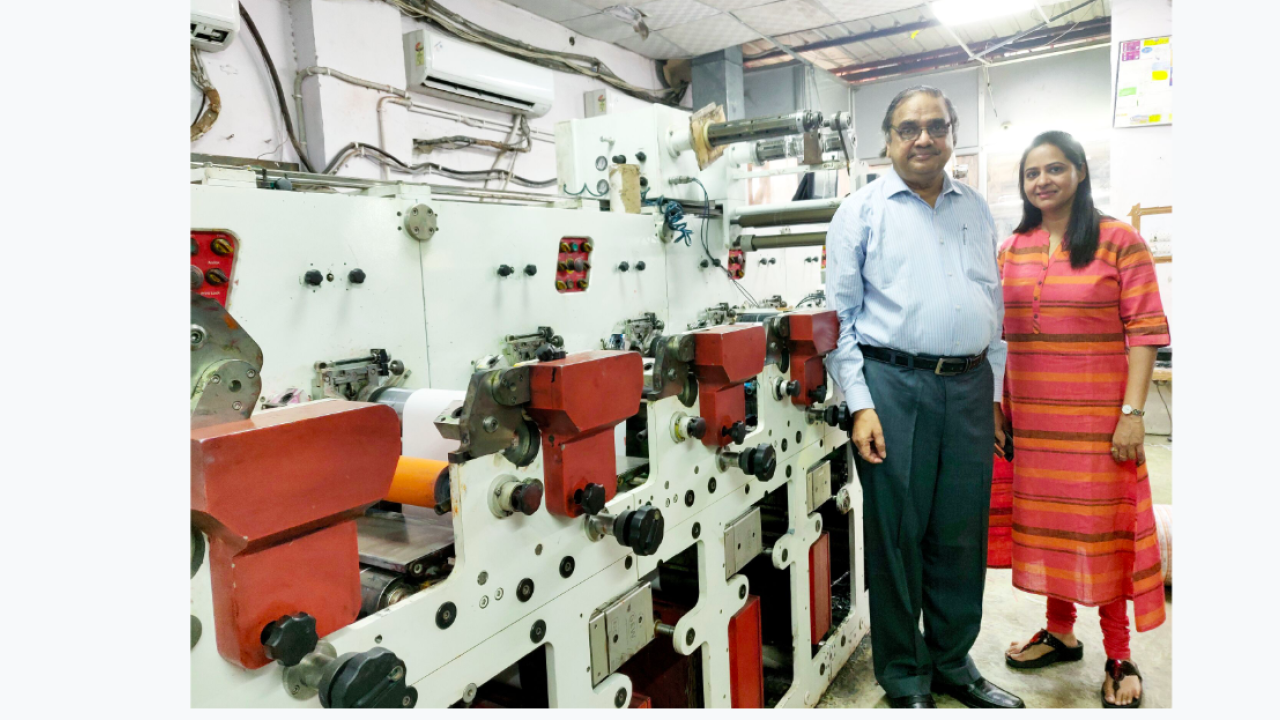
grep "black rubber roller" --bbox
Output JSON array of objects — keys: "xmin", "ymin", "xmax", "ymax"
[{"xmin": 613, "ymin": 505, "xmax": 664, "ymax": 556}]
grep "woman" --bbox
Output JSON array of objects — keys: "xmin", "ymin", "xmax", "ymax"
[{"xmin": 995, "ymin": 131, "xmax": 1168, "ymax": 709}]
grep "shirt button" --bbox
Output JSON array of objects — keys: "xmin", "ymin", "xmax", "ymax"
[
  {"xmin": 948, "ymin": 272, "xmax": 953, "ymax": 277},
  {"xmin": 954, "ymin": 305, "xmax": 960, "ymax": 310}
]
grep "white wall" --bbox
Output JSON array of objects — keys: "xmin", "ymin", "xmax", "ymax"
[
  {"xmin": 1110, "ymin": 0, "xmax": 1173, "ymax": 217},
  {"xmin": 192, "ymin": 0, "xmax": 668, "ymax": 191}
]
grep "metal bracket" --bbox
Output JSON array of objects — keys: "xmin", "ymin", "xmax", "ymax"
[
  {"xmin": 191, "ymin": 294, "xmax": 263, "ymax": 428},
  {"xmin": 645, "ymin": 333, "xmax": 697, "ymax": 405},
  {"xmin": 687, "ymin": 302, "xmax": 737, "ymax": 330},
  {"xmin": 761, "ymin": 314, "xmax": 790, "ymax": 372},
  {"xmin": 604, "ymin": 312, "xmax": 664, "ymax": 353},
  {"xmin": 488, "ymin": 327, "xmax": 565, "ymax": 368},
  {"xmin": 436, "ymin": 366, "xmax": 539, "ymax": 465},
  {"xmin": 312, "ymin": 349, "xmax": 406, "ymax": 402}
]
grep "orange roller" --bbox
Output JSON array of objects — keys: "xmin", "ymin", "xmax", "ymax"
[{"xmin": 386, "ymin": 456, "xmax": 450, "ymax": 510}]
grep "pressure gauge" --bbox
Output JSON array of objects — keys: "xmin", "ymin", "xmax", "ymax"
[
  {"xmin": 596, "ymin": 179, "xmax": 609, "ymax": 195},
  {"xmin": 595, "ymin": 155, "xmax": 608, "ymax": 171}
]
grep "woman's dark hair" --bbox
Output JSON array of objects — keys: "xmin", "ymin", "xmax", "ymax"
[
  {"xmin": 881, "ymin": 85, "xmax": 959, "ymax": 146},
  {"xmin": 1013, "ymin": 130, "xmax": 1108, "ymax": 269}
]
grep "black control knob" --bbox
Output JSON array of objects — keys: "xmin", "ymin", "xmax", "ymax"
[
  {"xmin": 639, "ymin": 177, "xmax": 649, "ymax": 188},
  {"xmin": 348, "ymin": 268, "xmax": 366, "ymax": 284},
  {"xmin": 635, "ymin": 261, "xmax": 646, "ymax": 271},
  {"xmin": 580, "ymin": 483, "xmax": 608, "ymax": 515},
  {"xmin": 191, "ymin": 265, "xmax": 204, "ymax": 290},
  {"xmin": 768, "ymin": 258, "xmax": 777, "ymax": 265},
  {"xmin": 700, "ymin": 259, "xmax": 710, "ymax": 268},
  {"xmin": 497, "ymin": 264, "xmax": 515, "ymax": 277},
  {"xmin": 809, "ymin": 383, "xmax": 827, "ymax": 404},
  {"xmin": 686, "ymin": 417, "xmax": 707, "ymax": 440},
  {"xmin": 205, "ymin": 268, "xmax": 229, "ymax": 286},
  {"xmin": 825, "ymin": 401, "xmax": 854, "ymax": 433},
  {"xmin": 535, "ymin": 343, "xmax": 567, "ymax": 362},
  {"xmin": 524, "ymin": 264, "xmax": 538, "ymax": 276},
  {"xmin": 510, "ymin": 481, "xmax": 543, "ymax": 516},
  {"xmin": 785, "ymin": 380, "xmax": 801, "ymax": 398},
  {"xmin": 611, "ymin": 154, "xmax": 626, "ymax": 164},
  {"xmin": 618, "ymin": 261, "xmax": 630, "ymax": 272},
  {"xmin": 612, "ymin": 505, "xmax": 664, "ymax": 556},
  {"xmin": 319, "ymin": 647, "xmax": 418, "ymax": 709},
  {"xmin": 304, "ymin": 270, "xmax": 324, "ymax": 286},
  {"xmin": 739, "ymin": 443, "xmax": 777, "ymax": 481},
  {"xmin": 722, "ymin": 420, "xmax": 747, "ymax": 445},
  {"xmin": 261, "ymin": 612, "xmax": 318, "ymax": 667},
  {"xmin": 635, "ymin": 151, "xmax": 647, "ymax": 162}
]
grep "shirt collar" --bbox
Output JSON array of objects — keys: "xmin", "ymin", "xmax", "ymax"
[{"xmin": 884, "ymin": 166, "xmax": 960, "ymax": 200}]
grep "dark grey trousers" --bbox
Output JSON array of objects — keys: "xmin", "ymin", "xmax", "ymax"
[{"xmin": 853, "ymin": 356, "xmax": 994, "ymax": 698}]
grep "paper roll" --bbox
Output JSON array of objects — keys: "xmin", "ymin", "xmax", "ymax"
[{"xmin": 400, "ymin": 388, "xmax": 465, "ymax": 461}]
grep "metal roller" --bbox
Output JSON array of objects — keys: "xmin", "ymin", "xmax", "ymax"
[
  {"xmin": 705, "ymin": 110, "xmax": 824, "ymax": 148},
  {"xmin": 736, "ymin": 231, "xmax": 827, "ymax": 252},
  {"xmin": 734, "ymin": 206, "xmax": 839, "ymax": 229},
  {"xmin": 359, "ymin": 566, "xmax": 416, "ymax": 616}
]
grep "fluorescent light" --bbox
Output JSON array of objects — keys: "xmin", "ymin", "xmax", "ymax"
[{"xmin": 930, "ymin": 0, "xmax": 1035, "ymax": 26}]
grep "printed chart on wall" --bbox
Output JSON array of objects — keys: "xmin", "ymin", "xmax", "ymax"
[{"xmin": 1114, "ymin": 36, "xmax": 1172, "ymax": 127}]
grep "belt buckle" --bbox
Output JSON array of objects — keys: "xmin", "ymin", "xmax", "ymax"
[{"xmin": 934, "ymin": 357, "xmax": 959, "ymax": 377}]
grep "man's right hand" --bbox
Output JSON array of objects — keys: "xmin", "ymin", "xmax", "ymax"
[{"xmin": 851, "ymin": 408, "xmax": 887, "ymax": 464}]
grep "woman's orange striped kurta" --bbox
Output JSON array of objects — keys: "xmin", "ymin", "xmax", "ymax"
[{"xmin": 998, "ymin": 221, "xmax": 1169, "ymax": 632}]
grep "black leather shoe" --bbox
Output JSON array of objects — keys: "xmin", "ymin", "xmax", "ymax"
[
  {"xmin": 932, "ymin": 677, "xmax": 1025, "ymax": 709},
  {"xmin": 887, "ymin": 694, "xmax": 937, "ymax": 708}
]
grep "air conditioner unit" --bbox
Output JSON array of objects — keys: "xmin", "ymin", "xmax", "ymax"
[
  {"xmin": 191, "ymin": 0, "xmax": 239, "ymax": 53},
  {"xmin": 403, "ymin": 29, "xmax": 554, "ymax": 117}
]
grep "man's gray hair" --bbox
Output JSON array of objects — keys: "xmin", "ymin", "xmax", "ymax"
[{"xmin": 881, "ymin": 85, "xmax": 959, "ymax": 145}]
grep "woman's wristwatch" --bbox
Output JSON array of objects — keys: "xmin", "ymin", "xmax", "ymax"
[{"xmin": 1121, "ymin": 404, "xmax": 1145, "ymax": 418}]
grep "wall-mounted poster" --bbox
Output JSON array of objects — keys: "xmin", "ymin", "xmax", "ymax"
[{"xmin": 1114, "ymin": 36, "xmax": 1172, "ymax": 128}]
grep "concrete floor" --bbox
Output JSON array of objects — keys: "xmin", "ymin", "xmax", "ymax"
[{"xmin": 820, "ymin": 437, "xmax": 1173, "ymax": 709}]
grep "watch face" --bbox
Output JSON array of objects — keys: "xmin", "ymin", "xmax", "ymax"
[{"xmin": 1122, "ymin": 404, "xmax": 1133, "ymax": 415}]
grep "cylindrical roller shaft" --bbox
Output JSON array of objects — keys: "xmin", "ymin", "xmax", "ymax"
[
  {"xmin": 735, "ymin": 206, "xmax": 838, "ymax": 228},
  {"xmin": 738, "ymin": 231, "xmax": 827, "ymax": 251},
  {"xmin": 360, "ymin": 567, "xmax": 415, "ymax": 616},
  {"xmin": 705, "ymin": 111, "xmax": 823, "ymax": 147},
  {"xmin": 386, "ymin": 456, "xmax": 449, "ymax": 508}
]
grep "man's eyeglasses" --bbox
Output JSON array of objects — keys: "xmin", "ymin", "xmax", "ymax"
[{"xmin": 890, "ymin": 121, "xmax": 951, "ymax": 142}]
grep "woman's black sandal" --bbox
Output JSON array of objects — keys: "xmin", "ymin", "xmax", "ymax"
[
  {"xmin": 1005, "ymin": 629, "xmax": 1085, "ymax": 669},
  {"xmin": 1101, "ymin": 659, "xmax": 1143, "ymax": 709}
]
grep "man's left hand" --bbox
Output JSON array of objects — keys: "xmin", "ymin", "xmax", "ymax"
[{"xmin": 1111, "ymin": 415, "xmax": 1146, "ymax": 464}]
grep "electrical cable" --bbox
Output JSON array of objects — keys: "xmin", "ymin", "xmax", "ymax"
[
  {"xmin": 322, "ymin": 141, "xmax": 558, "ymax": 187},
  {"xmin": 384, "ymin": 0, "xmax": 687, "ymax": 106},
  {"xmin": 564, "ymin": 183, "xmax": 608, "ymax": 197},
  {"xmin": 688, "ymin": 177, "xmax": 760, "ymax": 308},
  {"xmin": 238, "ymin": 2, "xmax": 315, "ymax": 172},
  {"xmin": 190, "ymin": 46, "xmax": 221, "ymax": 142}
]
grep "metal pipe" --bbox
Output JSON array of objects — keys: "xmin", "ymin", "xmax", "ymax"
[
  {"xmin": 736, "ymin": 207, "xmax": 838, "ymax": 229},
  {"xmin": 975, "ymin": 0, "xmax": 1100, "ymax": 59},
  {"xmin": 731, "ymin": 197, "xmax": 841, "ymax": 222},
  {"xmin": 737, "ymin": 231, "xmax": 827, "ymax": 251},
  {"xmin": 705, "ymin": 111, "xmax": 824, "ymax": 148},
  {"xmin": 744, "ymin": 20, "xmax": 938, "ymax": 65}
]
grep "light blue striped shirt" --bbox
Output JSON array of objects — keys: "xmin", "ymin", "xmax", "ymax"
[{"xmin": 824, "ymin": 167, "xmax": 1006, "ymax": 412}]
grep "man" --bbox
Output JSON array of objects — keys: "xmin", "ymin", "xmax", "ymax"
[{"xmin": 824, "ymin": 86, "xmax": 1022, "ymax": 709}]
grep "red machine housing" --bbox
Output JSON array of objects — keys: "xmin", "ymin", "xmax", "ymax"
[
  {"xmin": 526, "ymin": 351, "xmax": 643, "ymax": 517},
  {"xmin": 691, "ymin": 325, "xmax": 766, "ymax": 447},
  {"xmin": 786, "ymin": 309, "xmax": 839, "ymax": 406},
  {"xmin": 727, "ymin": 595, "xmax": 764, "ymax": 708},
  {"xmin": 809, "ymin": 532, "xmax": 832, "ymax": 643},
  {"xmin": 191, "ymin": 401, "xmax": 400, "ymax": 669}
]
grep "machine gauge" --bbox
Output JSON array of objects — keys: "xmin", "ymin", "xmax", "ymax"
[
  {"xmin": 595, "ymin": 155, "xmax": 608, "ymax": 171},
  {"xmin": 596, "ymin": 179, "xmax": 609, "ymax": 195}
]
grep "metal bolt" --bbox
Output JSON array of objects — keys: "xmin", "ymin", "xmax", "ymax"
[
  {"xmin": 411, "ymin": 207, "xmax": 419, "ymax": 216},
  {"xmin": 480, "ymin": 595, "xmax": 489, "ymax": 608},
  {"xmin": 478, "ymin": 571, "xmax": 488, "ymax": 585},
  {"xmin": 210, "ymin": 375, "xmax": 221, "ymax": 384},
  {"xmin": 482, "ymin": 416, "xmax": 499, "ymax": 432},
  {"xmin": 615, "ymin": 688, "xmax": 628, "ymax": 708},
  {"xmin": 739, "ymin": 585, "xmax": 747, "ymax": 599},
  {"xmin": 402, "ymin": 696, "xmax": 411, "ymax": 707},
  {"xmin": 389, "ymin": 666, "xmax": 405, "ymax": 682},
  {"xmin": 685, "ymin": 628, "xmax": 696, "ymax": 644},
  {"xmin": 232, "ymin": 401, "xmax": 243, "ymax": 411},
  {"xmin": 495, "ymin": 588, "xmax": 504, "ymax": 600},
  {"xmin": 463, "ymin": 684, "xmax": 478, "ymax": 703},
  {"xmin": 411, "ymin": 563, "xmax": 424, "ymax": 575},
  {"xmin": 246, "ymin": 369, "xmax": 256, "ymax": 378}
]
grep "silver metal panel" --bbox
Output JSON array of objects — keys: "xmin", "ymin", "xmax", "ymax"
[
  {"xmin": 588, "ymin": 582, "xmax": 656, "ymax": 685},
  {"xmin": 724, "ymin": 507, "xmax": 764, "ymax": 579},
  {"xmin": 588, "ymin": 613, "xmax": 610, "ymax": 686},
  {"xmin": 807, "ymin": 458, "xmax": 833, "ymax": 513}
]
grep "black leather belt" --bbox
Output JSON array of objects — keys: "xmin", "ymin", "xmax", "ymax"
[{"xmin": 859, "ymin": 344, "xmax": 987, "ymax": 377}]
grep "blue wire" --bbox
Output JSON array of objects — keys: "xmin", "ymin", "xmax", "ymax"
[
  {"xmin": 641, "ymin": 188, "xmax": 693, "ymax": 246},
  {"xmin": 563, "ymin": 183, "xmax": 607, "ymax": 197}
]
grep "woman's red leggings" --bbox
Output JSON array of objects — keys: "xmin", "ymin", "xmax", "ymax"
[{"xmin": 1046, "ymin": 597, "xmax": 1130, "ymax": 660}]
